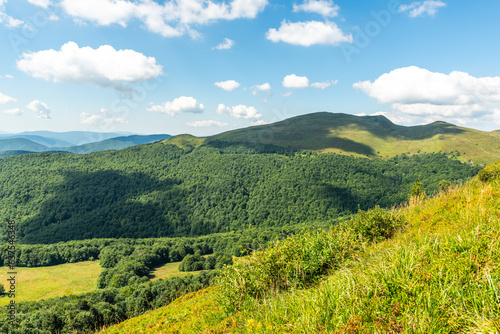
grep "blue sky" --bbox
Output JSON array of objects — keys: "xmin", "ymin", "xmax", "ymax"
[{"xmin": 1, "ymin": 0, "xmax": 500, "ymax": 136}]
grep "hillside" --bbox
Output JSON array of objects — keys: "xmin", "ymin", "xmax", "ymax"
[
  {"xmin": 0, "ymin": 141, "xmax": 480, "ymax": 244},
  {"xmin": 101, "ymin": 160, "xmax": 500, "ymax": 334},
  {"xmin": 0, "ymin": 134, "xmax": 171, "ymax": 155},
  {"xmin": 165, "ymin": 112, "xmax": 500, "ymax": 165}
]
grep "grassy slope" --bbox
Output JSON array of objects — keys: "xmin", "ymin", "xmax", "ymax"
[
  {"xmin": 0, "ymin": 261, "xmax": 101, "ymax": 306},
  {"xmin": 166, "ymin": 112, "xmax": 500, "ymax": 165},
  {"xmin": 101, "ymin": 161, "xmax": 500, "ymax": 333}
]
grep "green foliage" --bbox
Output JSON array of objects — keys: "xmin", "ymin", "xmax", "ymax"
[
  {"xmin": 438, "ymin": 179, "xmax": 452, "ymax": 192},
  {"xmin": 216, "ymin": 207, "xmax": 406, "ymax": 313},
  {"xmin": 478, "ymin": 167, "xmax": 500, "ymax": 182},
  {"xmin": 409, "ymin": 181, "xmax": 427, "ymax": 198},
  {"xmin": 350, "ymin": 206, "xmax": 405, "ymax": 242},
  {"xmin": 178, "ymin": 252, "xmax": 233, "ymax": 272},
  {"xmin": 0, "ymin": 283, "xmax": 4, "ymax": 295},
  {"xmin": 0, "ymin": 271, "xmax": 217, "ymax": 334},
  {"xmin": 0, "ymin": 142, "xmax": 480, "ymax": 244}
]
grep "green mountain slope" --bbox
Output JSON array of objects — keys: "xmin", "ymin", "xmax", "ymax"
[
  {"xmin": 0, "ymin": 141, "xmax": 480, "ymax": 244},
  {"xmin": 101, "ymin": 160, "xmax": 500, "ymax": 334},
  {"xmin": 192, "ymin": 112, "xmax": 500, "ymax": 165}
]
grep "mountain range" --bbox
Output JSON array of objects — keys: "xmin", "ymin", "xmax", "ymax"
[
  {"xmin": 0, "ymin": 133, "xmax": 171, "ymax": 156},
  {"xmin": 166, "ymin": 112, "xmax": 500, "ymax": 165}
]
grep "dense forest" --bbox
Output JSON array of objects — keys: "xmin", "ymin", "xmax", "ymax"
[{"xmin": 0, "ymin": 141, "xmax": 481, "ymax": 244}]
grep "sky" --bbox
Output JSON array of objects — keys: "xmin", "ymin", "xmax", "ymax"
[{"xmin": 1, "ymin": 0, "xmax": 500, "ymax": 136}]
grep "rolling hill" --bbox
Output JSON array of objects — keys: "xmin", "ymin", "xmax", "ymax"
[
  {"xmin": 0, "ymin": 134, "xmax": 171, "ymax": 155},
  {"xmin": 100, "ymin": 159, "xmax": 500, "ymax": 334},
  {"xmin": 165, "ymin": 112, "xmax": 500, "ymax": 165}
]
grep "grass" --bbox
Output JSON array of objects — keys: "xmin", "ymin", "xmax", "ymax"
[
  {"xmin": 165, "ymin": 112, "xmax": 500, "ymax": 165},
  {"xmin": 149, "ymin": 261, "xmax": 208, "ymax": 281},
  {"xmin": 0, "ymin": 261, "xmax": 101, "ymax": 306},
  {"xmin": 101, "ymin": 160, "xmax": 500, "ymax": 333}
]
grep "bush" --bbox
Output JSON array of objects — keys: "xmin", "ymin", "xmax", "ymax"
[
  {"xmin": 0, "ymin": 283, "xmax": 4, "ymax": 295},
  {"xmin": 217, "ymin": 207, "xmax": 406, "ymax": 313},
  {"xmin": 349, "ymin": 206, "xmax": 405, "ymax": 243},
  {"xmin": 478, "ymin": 168, "xmax": 499, "ymax": 182}
]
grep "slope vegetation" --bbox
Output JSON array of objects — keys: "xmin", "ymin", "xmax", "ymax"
[
  {"xmin": 194, "ymin": 112, "xmax": 500, "ymax": 165},
  {"xmin": 0, "ymin": 141, "xmax": 479, "ymax": 243},
  {"xmin": 102, "ymin": 160, "xmax": 500, "ymax": 333}
]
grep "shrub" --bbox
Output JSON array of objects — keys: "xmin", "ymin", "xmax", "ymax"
[{"xmin": 349, "ymin": 206, "xmax": 405, "ymax": 243}]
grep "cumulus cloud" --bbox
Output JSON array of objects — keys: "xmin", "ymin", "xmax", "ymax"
[
  {"xmin": 5, "ymin": 74, "xmax": 13, "ymax": 79},
  {"xmin": 399, "ymin": 1, "xmax": 446, "ymax": 17},
  {"xmin": 214, "ymin": 80, "xmax": 240, "ymax": 92},
  {"xmin": 216, "ymin": 103, "xmax": 262, "ymax": 119},
  {"xmin": 61, "ymin": 0, "xmax": 268, "ymax": 38},
  {"xmin": 1, "ymin": 108, "xmax": 22, "ymax": 116},
  {"xmin": 266, "ymin": 20, "xmax": 352, "ymax": 47},
  {"xmin": 213, "ymin": 38, "xmax": 235, "ymax": 50},
  {"xmin": 0, "ymin": 92, "xmax": 16, "ymax": 104},
  {"xmin": 26, "ymin": 100, "xmax": 51, "ymax": 119},
  {"xmin": 253, "ymin": 119, "xmax": 268, "ymax": 125},
  {"xmin": 293, "ymin": 0, "xmax": 339, "ymax": 17},
  {"xmin": 186, "ymin": 120, "xmax": 228, "ymax": 127},
  {"xmin": 80, "ymin": 108, "xmax": 128, "ymax": 127},
  {"xmin": 311, "ymin": 79, "xmax": 337, "ymax": 89},
  {"xmin": 282, "ymin": 74, "xmax": 309, "ymax": 89},
  {"xmin": 251, "ymin": 83, "xmax": 271, "ymax": 95},
  {"xmin": 0, "ymin": 0, "xmax": 24, "ymax": 28},
  {"xmin": 16, "ymin": 42, "xmax": 163, "ymax": 92},
  {"xmin": 353, "ymin": 66, "xmax": 500, "ymax": 121},
  {"xmin": 148, "ymin": 96, "xmax": 205, "ymax": 116},
  {"xmin": 27, "ymin": 0, "xmax": 51, "ymax": 8}
]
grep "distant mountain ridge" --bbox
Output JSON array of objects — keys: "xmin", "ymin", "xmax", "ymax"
[
  {"xmin": 0, "ymin": 133, "xmax": 171, "ymax": 156},
  {"xmin": 165, "ymin": 112, "xmax": 500, "ymax": 165}
]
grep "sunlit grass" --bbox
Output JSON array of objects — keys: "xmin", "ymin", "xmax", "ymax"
[{"xmin": 0, "ymin": 261, "xmax": 102, "ymax": 306}]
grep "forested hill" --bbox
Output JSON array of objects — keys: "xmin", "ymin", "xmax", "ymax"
[
  {"xmin": 0, "ymin": 140, "xmax": 480, "ymax": 244},
  {"xmin": 167, "ymin": 112, "xmax": 500, "ymax": 165}
]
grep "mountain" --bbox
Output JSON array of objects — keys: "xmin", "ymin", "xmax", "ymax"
[
  {"xmin": 0, "ymin": 137, "xmax": 480, "ymax": 244},
  {"xmin": 65, "ymin": 134, "xmax": 172, "ymax": 154},
  {"xmin": 166, "ymin": 112, "xmax": 500, "ymax": 165},
  {"xmin": 16, "ymin": 131, "xmax": 135, "ymax": 146},
  {"xmin": 0, "ymin": 138, "xmax": 49, "ymax": 152},
  {"xmin": 0, "ymin": 134, "xmax": 171, "ymax": 155},
  {"xmin": 0, "ymin": 134, "xmax": 73, "ymax": 147},
  {"xmin": 100, "ymin": 160, "xmax": 500, "ymax": 334}
]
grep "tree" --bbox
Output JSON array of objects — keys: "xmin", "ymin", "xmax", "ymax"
[
  {"xmin": 409, "ymin": 181, "xmax": 426, "ymax": 199},
  {"xmin": 0, "ymin": 283, "xmax": 5, "ymax": 295}
]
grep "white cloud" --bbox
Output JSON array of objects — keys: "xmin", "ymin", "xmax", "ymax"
[
  {"xmin": 1, "ymin": 108, "xmax": 22, "ymax": 116},
  {"xmin": 26, "ymin": 100, "xmax": 51, "ymax": 119},
  {"xmin": 311, "ymin": 79, "xmax": 337, "ymax": 89},
  {"xmin": 27, "ymin": 0, "xmax": 51, "ymax": 8},
  {"xmin": 251, "ymin": 82, "xmax": 271, "ymax": 95},
  {"xmin": 0, "ymin": 92, "xmax": 16, "ymax": 104},
  {"xmin": 213, "ymin": 38, "xmax": 235, "ymax": 50},
  {"xmin": 293, "ymin": 0, "xmax": 339, "ymax": 17},
  {"xmin": 282, "ymin": 92, "xmax": 292, "ymax": 97},
  {"xmin": 61, "ymin": 0, "xmax": 268, "ymax": 38},
  {"xmin": 399, "ymin": 1, "xmax": 446, "ymax": 17},
  {"xmin": 5, "ymin": 74, "xmax": 13, "ymax": 79},
  {"xmin": 216, "ymin": 103, "xmax": 262, "ymax": 119},
  {"xmin": 353, "ymin": 66, "xmax": 500, "ymax": 121},
  {"xmin": 282, "ymin": 74, "xmax": 309, "ymax": 89},
  {"xmin": 266, "ymin": 20, "xmax": 352, "ymax": 47},
  {"xmin": 16, "ymin": 42, "xmax": 163, "ymax": 91},
  {"xmin": 80, "ymin": 108, "xmax": 128, "ymax": 126},
  {"xmin": 186, "ymin": 120, "xmax": 228, "ymax": 127},
  {"xmin": 253, "ymin": 119, "xmax": 268, "ymax": 125},
  {"xmin": 148, "ymin": 96, "xmax": 205, "ymax": 116},
  {"xmin": 214, "ymin": 80, "xmax": 240, "ymax": 92}
]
